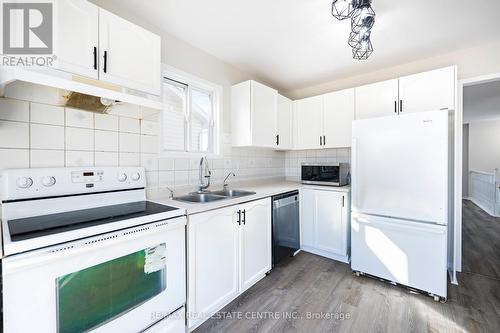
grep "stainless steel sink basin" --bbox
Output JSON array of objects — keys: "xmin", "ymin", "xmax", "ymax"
[
  {"xmin": 211, "ymin": 189, "xmax": 257, "ymax": 198},
  {"xmin": 173, "ymin": 188, "xmax": 256, "ymax": 204},
  {"xmin": 174, "ymin": 193, "xmax": 227, "ymax": 203}
]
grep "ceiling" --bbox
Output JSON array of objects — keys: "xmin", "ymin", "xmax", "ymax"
[
  {"xmin": 98, "ymin": 0, "xmax": 500, "ymax": 92},
  {"xmin": 464, "ymin": 80, "xmax": 500, "ymax": 123}
]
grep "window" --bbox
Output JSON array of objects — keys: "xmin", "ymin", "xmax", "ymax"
[{"xmin": 161, "ymin": 68, "xmax": 221, "ymax": 155}]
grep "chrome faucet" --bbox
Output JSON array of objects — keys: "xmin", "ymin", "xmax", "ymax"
[
  {"xmin": 223, "ymin": 172, "xmax": 236, "ymax": 188},
  {"xmin": 165, "ymin": 187, "xmax": 174, "ymax": 200},
  {"xmin": 197, "ymin": 156, "xmax": 211, "ymax": 193}
]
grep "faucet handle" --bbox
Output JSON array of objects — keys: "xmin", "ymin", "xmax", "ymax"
[{"xmin": 165, "ymin": 187, "xmax": 174, "ymax": 200}]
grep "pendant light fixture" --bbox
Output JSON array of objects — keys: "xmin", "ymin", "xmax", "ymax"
[{"xmin": 332, "ymin": 0, "xmax": 376, "ymax": 60}]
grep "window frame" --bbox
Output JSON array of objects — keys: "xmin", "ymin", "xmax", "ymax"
[{"xmin": 160, "ymin": 65, "xmax": 223, "ymax": 158}]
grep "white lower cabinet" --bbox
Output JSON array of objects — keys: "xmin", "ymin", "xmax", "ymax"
[
  {"xmin": 300, "ymin": 188, "xmax": 350, "ymax": 263},
  {"xmin": 239, "ymin": 199, "xmax": 272, "ymax": 292},
  {"xmin": 188, "ymin": 198, "xmax": 271, "ymax": 330}
]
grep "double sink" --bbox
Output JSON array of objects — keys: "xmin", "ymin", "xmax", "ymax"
[{"xmin": 174, "ymin": 188, "xmax": 257, "ymax": 203}]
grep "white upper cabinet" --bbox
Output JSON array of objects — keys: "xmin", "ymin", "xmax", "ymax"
[
  {"xmin": 99, "ymin": 9, "xmax": 161, "ymax": 95},
  {"xmin": 322, "ymin": 88, "xmax": 355, "ymax": 148},
  {"xmin": 294, "ymin": 89, "xmax": 355, "ymax": 150},
  {"xmin": 399, "ymin": 66, "xmax": 455, "ymax": 114},
  {"xmin": 355, "ymin": 66, "xmax": 456, "ymax": 120},
  {"xmin": 231, "ymin": 80, "xmax": 278, "ymax": 148},
  {"xmin": 53, "ymin": 0, "xmax": 99, "ymax": 79},
  {"xmin": 276, "ymin": 94, "xmax": 294, "ymax": 150},
  {"xmin": 295, "ymin": 95, "xmax": 323, "ymax": 150},
  {"xmin": 355, "ymin": 79, "xmax": 399, "ymax": 120}
]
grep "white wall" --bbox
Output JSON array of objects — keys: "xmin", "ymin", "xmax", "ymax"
[
  {"xmin": 469, "ymin": 118, "xmax": 500, "ymax": 172},
  {"xmin": 462, "ymin": 124, "xmax": 469, "ymax": 197},
  {"xmin": 286, "ymin": 41, "xmax": 500, "ymax": 100}
]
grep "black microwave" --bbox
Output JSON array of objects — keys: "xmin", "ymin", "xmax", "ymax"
[{"xmin": 301, "ymin": 163, "xmax": 350, "ymax": 187}]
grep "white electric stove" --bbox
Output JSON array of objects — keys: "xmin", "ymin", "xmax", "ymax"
[{"xmin": 0, "ymin": 167, "xmax": 187, "ymax": 333}]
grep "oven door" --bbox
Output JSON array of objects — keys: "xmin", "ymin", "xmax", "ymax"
[{"xmin": 2, "ymin": 217, "xmax": 186, "ymax": 333}]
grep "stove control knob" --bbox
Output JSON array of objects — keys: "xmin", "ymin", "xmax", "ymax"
[
  {"xmin": 131, "ymin": 172, "xmax": 141, "ymax": 181},
  {"xmin": 16, "ymin": 177, "xmax": 33, "ymax": 189},
  {"xmin": 117, "ymin": 173, "xmax": 127, "ymax": 182},
  {"xmin": 42, "ymin": 176, "xmax": 56, "ymax": 187}
]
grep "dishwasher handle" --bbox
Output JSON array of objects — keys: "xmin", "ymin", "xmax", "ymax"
[{"xmin": 273, "ymin": 195, "xmax": 299, "ymax": 209}]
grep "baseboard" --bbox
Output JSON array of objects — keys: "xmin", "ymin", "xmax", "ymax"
[
  {"xmin": 465, "ymin": 197, "xmax": 499, "ymax": 217},
  {"xmin": 301, "ymin": 246, "xmax": 350, "ymax": 264}
]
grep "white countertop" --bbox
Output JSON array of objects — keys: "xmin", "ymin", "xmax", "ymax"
[{"xmin": 148, "ymin": 179, "xmax": 350, "ymax": 215}]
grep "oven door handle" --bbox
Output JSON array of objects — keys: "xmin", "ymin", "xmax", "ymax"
[{"xmin": 2, "ymin": 217, "xmax": 186, "ymax": 270}]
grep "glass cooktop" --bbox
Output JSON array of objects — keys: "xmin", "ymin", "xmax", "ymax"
[{"xmin": 8, "ymin": 201, "xmax": 180, "ymax": 241}]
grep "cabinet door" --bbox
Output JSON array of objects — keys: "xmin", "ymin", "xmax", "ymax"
[
  {"xmin": 276, "ymin": 94, "xmax": 293, "ymax": 149},
  {"xmin": 355, "ymin": 79, "xmax": 399, "ymax": 120},
  {"xmin": 399, "ymin": 66, "xmax": 455, "ymax": 114},
  {"xmin": 99, "ymin": 9, "xmax": 161, "ymax": 95},
  {"xmin": 53, "ymin": 0, "xmax": 99, "ymax": 79},
  {"xmin": 252, "ymin": 81, "xmax": 278, "ymax": 148},
  {"xmin": 300, "ymin": 189, "xmax": 316, "ymax": 248},
  {"xmin": 239, "ymin": 198, "xmax": 272, "ymax": 292},
  {"xmin": 323, "ymin": 88, "xmax": 355, "ymax": 148},
  {"xmin": 231, "ymin": 81, "xmax": 252, "ymax": 147},
  {"xmin": 188, "ymin": 207, "xmax": 239, "ymax": 329},
  {"xmin": 295, "ymin": 95, "xmax": 323, "ymax": 149},
  {"xmin": 314, "ymin": 190, "xmax": 345, "ymax": 255}
]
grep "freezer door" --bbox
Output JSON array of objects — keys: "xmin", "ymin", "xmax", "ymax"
[
  {"xmin": 351, "ymin": 214, "xmax": 448, "ymax": 298},
  {"xmin": 352, "ymin": 110, "xmax": 448, "ymax": 224}
]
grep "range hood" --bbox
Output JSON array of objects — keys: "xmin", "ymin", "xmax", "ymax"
[{"xmin": 0, "ymin": 66, "xmax": 163, "ymax": 110}]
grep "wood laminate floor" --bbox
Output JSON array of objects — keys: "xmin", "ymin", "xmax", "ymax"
[
  {"xmin": 462, "ymin": 199, "xmax": 500, "ymax": 279},
  {"xmin": 194, "ymin": 202, "xmax": 500, "ymax": 333}
]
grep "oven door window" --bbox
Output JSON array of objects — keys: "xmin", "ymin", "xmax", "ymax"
[{"xmin": 56, "ymin": 243, "xmax": 167, "ymax": 333}]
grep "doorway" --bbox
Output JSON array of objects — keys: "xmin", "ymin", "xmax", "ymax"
[{"xmin": 460, "ymin": 78, "xmax": 500, "ymax": 279}]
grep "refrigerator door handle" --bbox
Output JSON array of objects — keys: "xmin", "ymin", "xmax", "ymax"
[{"xmin": 354, "ymin": 215, "xmax": 447, "ymax": 234}]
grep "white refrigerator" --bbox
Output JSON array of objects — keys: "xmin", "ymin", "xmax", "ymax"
[{"xmin": 351, "ymin": 110, "xmax": 449, "ymax": 299}]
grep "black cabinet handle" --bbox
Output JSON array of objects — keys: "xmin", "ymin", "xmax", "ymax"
[
  {"xmin": 237, "ymin": 210, "xmax": 241, "ymax": 225},
  {"xmin": 400, "ymin": 100, "xmax": 403, "ymax": 113},
  {"xmin": 323, "ymin": 135, "xmax": 326, "ymax": 146},
  {"xmin": 320, "ymin": 136, "xmax": 323, "ymax": 146},
  {"xmin": 93, "ymin": 47, "xmax": 97, "ymax": 70},
  {"xmin": 276, "ymin": 135, "xmax": 279, "ymax": 146},
  {"xmin": 242, "ymin": 209, "xmax": 246, "ymax": 225},
  {"xmin": 103, "ymin": 51, "xmax": 108, "ymax": 73},
  {"xmin": 394, "ymin": 100, "xmax": 397, "ymax": 113},
  {"xmin": 342, "ymin": 196, "xmax": 345, "ymax": 207}
]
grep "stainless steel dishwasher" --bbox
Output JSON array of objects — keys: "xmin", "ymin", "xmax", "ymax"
[{"xmin": 272, "ymin": 191, "xmax": 300, "ymax": 267}]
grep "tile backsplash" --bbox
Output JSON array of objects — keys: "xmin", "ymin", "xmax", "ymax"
[
  {"xmin": 0, "ymin": 97, "xmax": 158, "ymax": 171},
  {"xmin": 0, "ymin": 82, "xmax": 350, "ymax": 192},
  {"xmin": 285, "ymin": 148, "xmax": 351, "ymax": 181}
]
